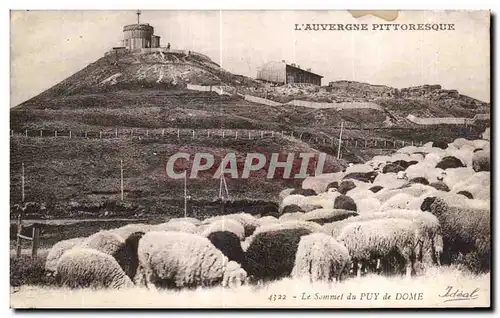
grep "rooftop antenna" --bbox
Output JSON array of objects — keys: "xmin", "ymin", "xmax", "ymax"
[{"xmin": 136, "ymin": 10, "xmax": 141, "ymax": 24}]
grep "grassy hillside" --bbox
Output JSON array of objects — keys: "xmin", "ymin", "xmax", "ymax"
[{"xmin": 10, "ymin": 50, "xmax": 489, "ymax": 219}]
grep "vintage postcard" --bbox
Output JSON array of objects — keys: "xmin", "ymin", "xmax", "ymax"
[{"xmin": 9, "ymin": 10, "xmax": 491, "ymax": 309}]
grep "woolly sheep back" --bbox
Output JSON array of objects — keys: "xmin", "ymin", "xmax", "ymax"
[
  {"xmin": 137, "ymin": 231, "xmax": 244, "ymax": 288},
  {"xmin": 200, "ymin": 218, "xmax": 245, "ymax": 240},
  {"xmin": 244, "ymin": 228, "xmax": 313, "ymax": 281},
  {"xmin": 292, "ymin": 232, "xmax": 351, "ymax": 282},
  {"xmin": 45, "ymin": 237, "xmax": 85, "ymax": 273},
  {"xmin": 56, "ymin": 248, "xmax": 133, "ymax": 289}
]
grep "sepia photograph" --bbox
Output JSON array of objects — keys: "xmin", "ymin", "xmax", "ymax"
[{"xmin": 9, "ymin": 9, "xmax": 491, "ymax": 309}]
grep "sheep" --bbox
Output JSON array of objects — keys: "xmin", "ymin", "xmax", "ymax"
[
  {"xmin": 115, "ymin": 231, "xmax": 145, "ymax": 280},
  {"xmin": 396, "ymin": 146, "xmax": 420, "ymax": 155},
  {"xmin": 279, "ymin": 212, "xmax": 305, "ymax": 222},
  {"xmin": 435, "ymin": 156, "xmax": 465, "ymax": 169},
  {"xmin": 457, "ymin": 190, "xmax": 473, "ymax": 199},
  {"xmin": 199, "ymin": 218, "xmax": 245, "ymax": 240},
  {"xmin": 150, "ymin": 221, "xmax": 198, "ymax": 234},
  {"xmin": 432, "ymin": 141, "xmax": 448, "ymax": 149},
  {"xmin": 290, "ymin": 188, "xmax": 317, "ymax": 196},
  {"xmin": 279, "ymin": 188, "xmax": 296, "ymax": 202},
  {"xmin": 409, "ymin": 177, "xmax": 429, "ymax": 185},
  {"xmin": 451, "ymin": 171, "xmax": 490, "ymax": 198},
  {"xmin": 406, "ymin": 163, "xmax": 446, "ymax": 184},
  {"xmin": 55, "ymin": 248, "xmax": 134, "ymax": 289},
  {"xmin": 280, "ymin": 194, "xmax": 319, "ymax": 214},
  {"xmin": 442, "ymin": 167, "xmax": 475, "ymax": 189},
  {"xmin": 81, "ymin": 231, "xmax": 124, "ymax": 257},
  {"xmin": 257, "ymin": 216, "xmax": 279, "ymax": 226},
  {"xmin": 345, "ymin": 186, "xmax": 373, "ymax": 199},
  {"xmin": 431, "ymin": 192, "xmax": 490, "ymax": 211},
  {"xmin": 334, "ymin": 195, "xmax": 357, "ymax": 212},
  {"xmin": 337, "ymin": 218, "xmax": 422, "ymax": 277},
  {"xmin": 429, "ymin": 181, "xmax": 450, "ymax": 192},
  {"xmin": 356, "ymin": 197, "xmax": 382, "ymax": 214},
  {"xmin": 282, "ymin": 204, "xmax": 306, "ymax": 214},
  {"xmin": 472, "ymin": 149, "xmax": 490, "ymax": 172},
  {"xmin": 302, "ymin": 172, "xmax": 344, "ymax": 194},
  {"xmin": 338, "ymin": 180, "xmax": 356, "ymax": 195},
  {"xmin": 382, "ymin": 163, "xmax": 405, "ymax": 174},
  {"xmin": 452, "ymin": 138, "xmax": 474, "ymax": 149},
  {"xmin": 206, "ymin": 231, "xmax": 246, "ymax": 265},
  {"xmin": 421, "ymin": 197, "xmax": 490, "ymax": 272},
  {"xmin": 45, "ymin": 237, "xmax": 85, "ymax": 274},
  {"xmin": 291, "ymin": 233, "xmax": 351, "ymax": 283},
  {"xmin": 300, "ymin": 208, "xmax": 358, "ymax": 225},
  {"xmin": 343, "ymin": 171, "xmax": 378, "ymax": 183},
  {"xmin": 307, "ymin": 193, "xmax": 339, "ymax": 210},
  {"xmin": 345, "ymin": 164, "xmax": 373, "ymax": 174},
  {"xmin": 110, "ymin": 223, "xmax": 151, "ymax": 240},
  {"xmin": 326, "ymin": 181, "xmax": 339, "ymax": 191},
  {"xmin": 369, "ymin": 185, "xmax": 384, "ymax": 193},
  {"xmin": 244, "ymin": 228, "xmax": 313, "ymax": 282},
  {"xmin": 379, "ymin": 193, "xmax": 415, "ymax": 211},
  {"xmin": 472, "ymin": 139, "xmax": 489, "ymax": 149},
  {"xmin": 391, "ymin": 160, "xmax": 418, "ymax": 170},
  {"xmin": 203, "ymin": 213, "xmax": 260, "ymax": 237},
  {"xmin": 358, "ymin": 209, "xmax": 443, "ymax": 266},
  {"xmin": 167, "ymin": 217, "xmax": 201, "ymax": 226},
  {"xmin": 136, "ymin": 231, "xmax": 247, "ymax": 289},
  {"xmin": 373, "ymin": 173, "xmax": 407, "ymax": 189}
]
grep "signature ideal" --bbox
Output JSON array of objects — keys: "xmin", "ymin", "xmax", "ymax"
[{"xmin": 438, "ymin": 286, "xmax": 479, "ymax": 302}]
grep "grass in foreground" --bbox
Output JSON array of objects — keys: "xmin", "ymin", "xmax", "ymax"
[{"xmin": 10, "ymin": 266, "xmax": 490, "ymax": 309}]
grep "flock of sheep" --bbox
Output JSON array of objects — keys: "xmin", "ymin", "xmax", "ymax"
[{"xmin": 43, "ymin": 135, "xmax": 491, "ymax": 290}]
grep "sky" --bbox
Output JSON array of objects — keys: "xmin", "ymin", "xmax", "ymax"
[{"xmin": 10, "ymin": 10, "xmax": 490, "ymax": 107}]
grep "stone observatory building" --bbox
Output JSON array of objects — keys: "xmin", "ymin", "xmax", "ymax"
[{"xmin": 121, "ymin": 10, "xmax": 161, "ymax": 50}]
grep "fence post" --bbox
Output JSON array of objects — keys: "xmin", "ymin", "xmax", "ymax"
[
  {"xmin": 31, "ymin": 227, "xmax": 40, "ymax": 258},
  {"xmin": 16, "ymin": 214, "xmax": 22, "ymax": 258},
  {"xmin": 412, "ymin": 140, "xmax": 414, "ymax": 146},
  {"xmin": 146, "ymin": 130, "xmax": 149, "ymax": 137},
  {"xmin": 55, "ymin": 131, "xmax": 57, "ymax": 137},
  {"xmin": 365, "ymin": 140, "xmax": 367, "ymax": 148},
  {"xmin": 177, "ymin": 129, "xmax": 180, "ymax": 139},
  {"xmin": 384, "ymin": 140, "xmax": 387, "ymax": 148},
  {"xmin": 222, "ymin": 131, "xmax": 225, "ymax": 139},
  {"xmin": 260, "ymin": 131, "xmax": 264, "ymax": 139},
  {"xmin": 192, "ymin": 130, "xmax": 195, "ymax": 139},
  {"xmin": 115, "ymin": 128, "xmax": 118, "ymax": 138},
  {"xmin": 25, "ymin": 129, "xmax": 28, "ymax": 137},
  {"xmin": 235, "ymin": 131, "xmax": 238, "ymax": 139},
  {"xmin": 100, "ymin": 131, "xmax": 102, "ymax": 139},
  {"xmin": 162, "ymin": 129, "xmax": 165, "ymax": 137},
  {"xmin": 207, "ymin": 131, "xmax": 211, "ymax": 138},
  {"xmin": 248, "ymin": 131, "xmax": 251, "ymax": 140},
  {"xmin": 69, "ymin": 131, "xmax": 72, "ymax": 138},
  {"xmin": 131, "ymin": 130, "xmax": 133, "ymax": 138},
  {"xmin": 40, "ymin": 130, "xmax": 42, "ymax": 137}
]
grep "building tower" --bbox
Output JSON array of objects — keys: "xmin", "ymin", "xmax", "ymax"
[{"xmin": 122, "ymin": 10, "xmax": 161, "ymax": 50}]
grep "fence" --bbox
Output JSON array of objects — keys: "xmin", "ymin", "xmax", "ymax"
[
  {"xmin": 15, "ymin": 214, "xmax": 40, "ymax": 259},
  {"xmin": 10, "ymin": 128, "xmax": 423, "ymax": 150},
  {"xmin": 286, "ymin": 100, "xmax": 383, "ymax": 111},
  {"xmin": 406, "ymin": 114, "xmax": 469, "ymax": 125}
]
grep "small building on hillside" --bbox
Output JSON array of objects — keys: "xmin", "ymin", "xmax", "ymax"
[{"xmin": 256, "ymin": 61, "xmax": 323, "ymax": 86}]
